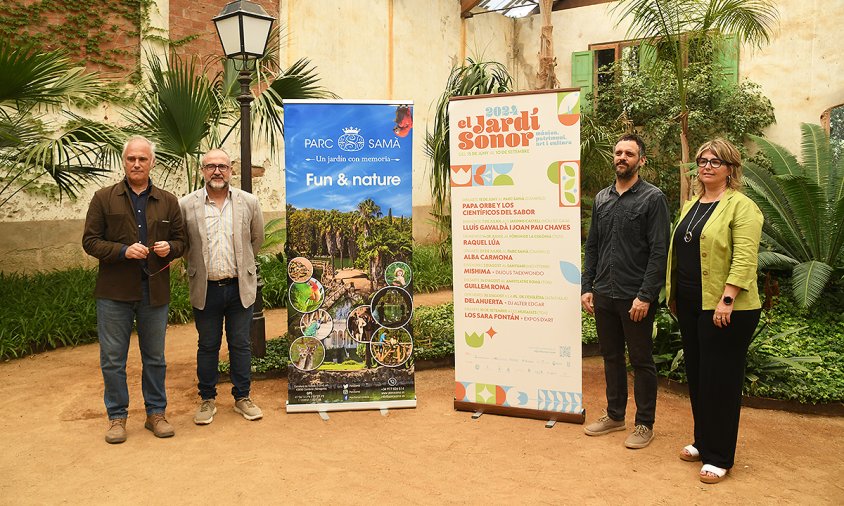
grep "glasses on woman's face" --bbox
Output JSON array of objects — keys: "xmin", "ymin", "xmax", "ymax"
[
  {"xmin": 696, "ymin": 157, "xmax": 729, "ymax": 169},
  {"xmin": 202, "ymin": 163, "xmax": 231, "ymax": 173}
]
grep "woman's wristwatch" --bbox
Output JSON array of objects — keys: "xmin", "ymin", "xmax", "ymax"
[{"xmin": 722, "ymin": 296, "xmax": 734, "ymax": 305}]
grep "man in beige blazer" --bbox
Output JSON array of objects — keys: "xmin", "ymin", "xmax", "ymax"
[{"xmin": 179, "ymin": 148, "xmax": 264, "ymax": 425}]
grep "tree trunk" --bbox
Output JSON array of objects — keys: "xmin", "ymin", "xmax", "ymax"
[
  {"xmin": 324, "ymin": 229, "xmax": 336, "ymax": 273},
  {"xmin": 679, "ymin": 111, "xmax": 691, "ymax": 208},
  {"xmin": 335, "ymin": 230, "xmax": 344, "ymax": 270},
  {"xmin": 535, "ymin": 0, "xmax": 558, "ymax": 90}
]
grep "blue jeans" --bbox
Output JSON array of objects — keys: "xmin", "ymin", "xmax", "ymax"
[
  {"xmin": 193, "ymin": 282, "xmax": 253, "ymax": 400},
  {"xmin": 97, "ymin": 283, "xmax": 169, "ymax": 419}
]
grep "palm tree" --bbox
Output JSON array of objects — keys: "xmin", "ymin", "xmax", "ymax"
[
  {"xmin": 744, "ymin": 124, "xmax": 844, "ymax": 309},
  {"xmin": 425, "ymin": 58, "xmax": 513, "ymax": 222},
  {"xmin": 613, "ymin": 0, "xmax": 778, "ymax": 205},
  {"xmin": 118, "ymin": 29, "xmax": 334, "ymax": 193},
  {"xmin": 124, "ymin": 54, "xmax": 224, "ymax": 192},
  {"xmin": 0, "ymin": 41, "xmax": 119, "ymax": 208}
]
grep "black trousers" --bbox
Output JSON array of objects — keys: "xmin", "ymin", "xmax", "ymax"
[
  {"xmin": 676, "ymin": 293, "xmax": 761, "ymax": 469},
  {"xmin": 593, "ymin": 294, "xmax": 658, "ymax": 428}
]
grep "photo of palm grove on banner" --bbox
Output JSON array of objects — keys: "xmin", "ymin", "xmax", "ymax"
[{"xmin": 283, "ymin": 100, "xmax": 415, "ymax": 411}]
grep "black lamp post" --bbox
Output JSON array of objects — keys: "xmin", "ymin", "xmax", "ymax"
[{"xmin": 213, "ymin": 0, "xmax": 275, "ymax": 357}]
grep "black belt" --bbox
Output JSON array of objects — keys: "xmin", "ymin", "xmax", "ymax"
[{"xmin": 208, "ymin": 277, "xmax": 237, "ymax": 286}]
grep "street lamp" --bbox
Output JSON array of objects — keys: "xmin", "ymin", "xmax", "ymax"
[{"xmin": 213, "ymin": 0, "xmax": 275, "ymax": 357}]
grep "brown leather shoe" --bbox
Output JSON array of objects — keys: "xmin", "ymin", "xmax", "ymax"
[
  {"xmin": 105, "ymin": 418, "xmax": 127, "ymax": 444},
  {"xmin": 144, "ymin": 413, "xmax": 175, "ymax": 438}
]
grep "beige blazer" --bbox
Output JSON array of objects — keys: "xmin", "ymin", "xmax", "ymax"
[{"xmin": 179, "ymin": 187, "xmax": 264, "ymax": 310}]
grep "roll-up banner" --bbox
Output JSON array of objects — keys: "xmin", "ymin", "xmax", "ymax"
[
  {"xmin": 283, "ymin": 100, "xmax": 416, "ymax": 413},
  {"xmin": 449, "ymin": 89, "xmax": 585, "ymax": 423}
]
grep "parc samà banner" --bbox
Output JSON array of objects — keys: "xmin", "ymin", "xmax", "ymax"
[
  {"xmin": 449, "ymin": 90, "xmax": 585, "ymax": 423},
  {"xmin": 283, "ymin": 100, "xmax": 416, "ymax": 413}
]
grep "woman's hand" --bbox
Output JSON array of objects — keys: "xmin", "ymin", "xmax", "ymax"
[
  {"xmin": 714, "ymin": 285, "xmax": 740, "ymax": 328},
  {"xmin": 713, "ymin": 300, "xmax": 733, "ymax": 328}
]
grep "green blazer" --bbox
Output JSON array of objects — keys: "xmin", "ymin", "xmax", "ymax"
[{"xmin": 666, "ymin": 189, "xmax": 763, "ymax": 310}]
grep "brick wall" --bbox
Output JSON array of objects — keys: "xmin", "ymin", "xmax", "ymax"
[
  {"xmin": 169, "ymin": 0, "xmax": 280, "ymax": 64},
  {"xmin": 0, "ymin": 0, "xmax": 140, "ymax": 75}
]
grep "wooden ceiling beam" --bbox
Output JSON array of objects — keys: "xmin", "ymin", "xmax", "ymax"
[
  {"xmin": 461, "ymin": 0, "xmax": 483, "ymax": 18},
  {"xmin": 552, "ymin": 0, "xmax": 616, "ymax": 12}
]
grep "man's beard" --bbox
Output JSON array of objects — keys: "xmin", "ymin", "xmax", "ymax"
[
  {"xmin": 615, "ymin": 162, "xmax": 638, "ymax": 180},
  {"xmin": 207, "ymin": 178, "xmax": 229, "ymax": 190}
]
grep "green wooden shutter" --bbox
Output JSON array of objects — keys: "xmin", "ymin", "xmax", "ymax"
[
  {"xmin": 571, "ymin": 50, "xmax": 594, "ymax": 112},
  {"xmin": 638, "ymin": 42, "xmax": 657, "ymax": 74},
  {"xmin": 714, "ymin": 34, "xmax": 739, "ymax": 87}
]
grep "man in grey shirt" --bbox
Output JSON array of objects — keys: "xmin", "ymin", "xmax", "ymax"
[{"xmin": 581, "ymin": 133, "xmax": 669, "ymax": 449}]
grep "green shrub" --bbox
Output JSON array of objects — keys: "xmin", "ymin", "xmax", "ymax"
[
  {"xmin": 412, "ymin": 303, "xmax": 455, "ymax": 360},
  {"xmin": 412, "ymin": 244, "xmax": 453, "ymax": 293},
  {"xmin": 747, "ymin": 292, "xmax": 844, "ymax": 403},
  {"xmin": 0, "ymin": 269, "xmax": 99, "ymax": 358},
  {"xmin": 221, "ymin": 335, "xmax": 293, "ymax": 375},
  {"xmin": 582, "ymin": 310, "xmax": 598, "ymax": 345},
  {"xmin": 259, "ymin": 254, "xmax": 288, "ymax": 309},
  {"xmin": 0, "ymin": 255, "xmax": 289, "ymax": 359},
  {"xmin": 168, "ymin": 264, "xmax": 193, "ymax": 324},
  {"xmin": 651, "ymin": 286, "xmax": 844, "ymax": 403}
]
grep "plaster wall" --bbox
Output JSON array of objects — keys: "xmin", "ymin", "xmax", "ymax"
[
  {"xmin": 511, "ymin": 0, "xmax": 843, "ymax": 155},
  {"xmin": 738, "ymin": 0, "xmax": 842, "ymax": 151}
]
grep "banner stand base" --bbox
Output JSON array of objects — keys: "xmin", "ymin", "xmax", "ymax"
[
  {"xmin": 545, "ymin": 420, "xmax": 556, "ymax": 429},
  {"xmin": 288, "ymin": 399, "xmax": 417, "ymax": 413},
  {"xmin": 455, "ymin": 401, "xmax": 585, "ymax": 425}
]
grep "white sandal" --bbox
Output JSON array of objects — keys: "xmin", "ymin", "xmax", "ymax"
[
  {"xmin": 679, "ymin": 444, "xmax": 700, "ymax": 462},
  {"xmin": 700, "ymin": 464, "xmax": 728, "ymax": 484}
]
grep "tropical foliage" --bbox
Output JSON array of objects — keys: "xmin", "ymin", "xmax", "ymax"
[
  {"xmin": 116, "ymin": 34, "xmax": 334, "ymax": 192},
  {"xmin": 0, "ymin": 41, "xmax": 118, "ymax": 207},
  {"xmin": 613, "ymin": 0, "xmax": 778, "ymax": 204},
  {"xmin": 0, "ymin": 256, "xmax": 289, "ymax": 359},
  {"xmin": 410, "ymin": 244, "xmax": 453, "ymax": 293},
  {"xmin": 592, "ymin": 52, "xmax": 775, "ymax": 209},
  {"xmin": 744, "ymin": 123, "xmax": 844, "ymax": 308},
  {"xmin": 425, "ymin": 57, "xmax": 513, "ymax": 226}
]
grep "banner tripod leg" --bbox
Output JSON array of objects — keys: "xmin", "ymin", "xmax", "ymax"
[
  {"xmin": 318, "ymin": 411, "xmax": 330, "ymax": 421},
  {"xmin": 471, "ymin": 411, "xmax": 484, "ymax": 419}
]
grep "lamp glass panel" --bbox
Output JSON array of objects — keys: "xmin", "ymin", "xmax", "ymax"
[
  {"xmin": 243, "ymin": 18, "xmax": 273, "ymax": 55},
  {"xmin": 216, "ymin": 16, "xmax": 243, "ymax": 57}
]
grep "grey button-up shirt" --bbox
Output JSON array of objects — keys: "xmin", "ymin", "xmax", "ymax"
[{"xmin": 582, "ymin": 177, "xmax": 670, "ymax": 302}]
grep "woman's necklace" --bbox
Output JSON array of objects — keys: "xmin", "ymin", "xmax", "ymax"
[{"xmin": 683, "ymin": 201, "xmax": 717, "ymax": 243}]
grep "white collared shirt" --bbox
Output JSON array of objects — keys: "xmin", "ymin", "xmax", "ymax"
[{"xmin": 203, "ymin": 188, "xmax": 237, "ymax": 280}]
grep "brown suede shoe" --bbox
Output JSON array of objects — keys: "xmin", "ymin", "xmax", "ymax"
[
  {"xmin": 144, "ymin": 413, "xmax": 175, "ymax": 438},
  {"xmin": 105, "ymin": 418, "xmax": 127, "ymax": 444}
]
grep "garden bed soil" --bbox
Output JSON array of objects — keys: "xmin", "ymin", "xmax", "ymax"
[{"xmin": 1, "ymin": 290, "xmax": 843, "ymax": 503}]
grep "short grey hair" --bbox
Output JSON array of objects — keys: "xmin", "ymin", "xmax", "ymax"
[{"xmin": 122, "ymin": 136, "xmax": 157, "ymax": 164}]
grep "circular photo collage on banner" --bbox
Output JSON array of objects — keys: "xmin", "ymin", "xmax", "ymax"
[
  {"xmin": 300, "ymin": 309, "xmax": 333, "ymax": 339},
  {"xmin": 288, "ymin": 257, "xmax": 314, "ymax": 283},
  {"xmin": 370, "ymin": 327, "xmax": 413, "ymax": 367},
  {"xmin": 370, "ymin": 286, "xmax": 413, "ymax": 329},
  {"xmin": 385, "ymin": 261, "xmax": 412, "ymax": 288},
  {"xmin": 289, "ymin": 336, "xmax": 325, "ymax": 371},
  {"xmin": 347, "ymin": 305, "xmax": 377, "ymax": 343},
  {"xmin": 288, "ymin": 277, "xmax": 325, "ymax": 314}
]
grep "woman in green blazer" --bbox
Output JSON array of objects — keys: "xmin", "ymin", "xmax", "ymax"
[{"xmin": 665, "ymin": 138, "xmax": 763, "ymax": 484}]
